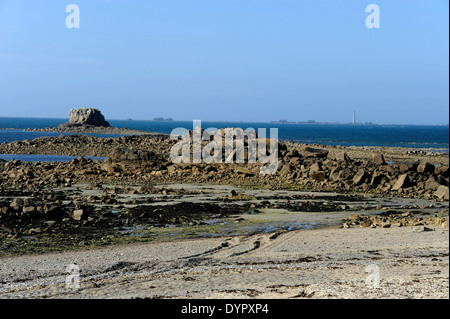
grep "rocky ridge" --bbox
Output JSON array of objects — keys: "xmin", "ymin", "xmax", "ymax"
[{"xmin": 0, "ymin": 133, "xmax": 448, "ymax": 200}]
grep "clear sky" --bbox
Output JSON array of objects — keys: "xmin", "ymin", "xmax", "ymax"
[{"xmin": 0, "ymin": 0, "xmax": 448, "ymax": 124}]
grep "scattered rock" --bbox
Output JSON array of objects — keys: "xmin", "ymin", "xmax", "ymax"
[
  {"xmin": 399, "ymin": 163, "xmax": 416, "ymax": 173},
  {"xmin": 373, "ymin": 154, "xmax": 386, "ymax": 165},
  {"xmin": 310, "ymin": 172, "xmax": 326, "ymax": 182},
  {"xmin": 22, "ymin": 206, "xmax": 36, "ymax": 214},
  {"xmin": 413, "ymin": 226, "xmax": 434, "ymax": 232},
  {"xmin": 353, "ymin": 169, "xmax": 368, "ymax": 185},
  {"xmin": 392, "ymin": 174, "xmax": 410, "ymax": 191},
  {"xmin": 309, "ymin": 162, "xmax": 322, "ymax": 174},
  {"xmin": 425, "ymin": 176, "xmax": 441, "ymax": 191},
  {"xmin": 370, "ymin": 172, "xmax": 385, "ymax": 187},
  {"xmin": 228, "ymin": 190, "xmax": 238, "ymax": 198},
  {"xmin": 343, "ymin": 211, "xmax": 448, "ymax": 230},
  {"xmin": 433, "ymin": 185, "xmax": 449, "ymax": 200},
  {"xmin": 304, "ymin": 147, "xmax": 329, "ymax": 159},
  {"xmin": 235, "ymin": 167, "xmax": 254, "ymax": 177},
  {"xmin": 10, "ymin": 198, "xmax": 24, "ymax": 210},
  {"xmin": 69, "ymin": 209, "xmax": 84, "ymax": 221},
  {"xmin": 279, "ymin": 164, "xmax": 293, "ymax": 175},
  {"xmin": 435, "ymin": 165, "xmax": 449, "ymax": 177},
  {"xmin": 335, "ymin": 152, "xmax": 351, "ymax": 162},
  {"xmin": 417, "ymin": 162, "xmax": 435, "ymax": 174},
  {"xmin": 109, "ymin": 146, "xmax": 154, "ymax": 161}
]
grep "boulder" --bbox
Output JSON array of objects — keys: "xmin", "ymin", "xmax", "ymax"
[
  {"xmin": 339, "ymin": 167, "xmax": 354, "ymax": 180},
  {"xmin": 435, "ymin": 165, "xmax": 449, "ymax": 177},
  {"xmin": 304, "ymin": 147, "xmax": 329, "ymax": 159},
  {"xmin": 434, "ymin": 185, "xmax": 449, "ymax": 200},
  {"xmin": 10, "ymin": 198, "xmax": 24, "ymax": 210},
  {"xmin": 353, "ymin": 169, "xmax": 368, "ymax": 185},
  {"xmin": 309, "ymin": 162, "xmax": 322, "ymax": 174},
  {"xmin": 235, "ymin": 167, "xmax": 254, "ymax": 177},
  {"xmin": 22, "ymin": 206, "xmax": 36, "ymax": 214},
  {"xmin": 425, "ymin": 176, "xmax": 441, "ymax": 191},
  {"xmin": 279, "ymin": 164, "xmax": 293, "ymax": 175},
  {"xmin": 335, "ymin": 152, "xmax": 351, "ymax": 162},
  {"xmin": 43, "ymin": 206, "xmax": 65, "ymax": 219},
  {"xmin": 331, "ymin": 168, "xmax": 354, "ymax": 182},
  {"xmin": 285, "ymin": 150, "xmax": 300, "ymax": 158},
  {"xmin": 379, "ymin": 164, "xmax": 396, "ymax": 174},
  {"xmin": 417, "ymin": 162, "xmax": 435, "ymax": 174},
  {"xmin": 289, "ymin": 157, "xmax": 302, "ymax": 166},
  {"xmin": 399, "ymin": 163, "xmax": 413, "ymax": 173},
  {"xmin": 413, "ymin": 226, "xmax": 434, "ymax": 232},
  {"xmin": 66, "ymin": 108, "xmax": 110, "ymax": 127},
  {"xmin": 102, "ymin": 162, "xmax": 122, "ymax": 174},
  {"xmin": 399, "ymin": 162, "xmax": 419, "ymax": 173},
  {"xmin": 330, "ymin": 169, "xmax": 341, "ymax": 182},
  {"xmin": 372, "ymin": 154, "xmax": 386, "ymax": 165},
  {"xmin": 228, "ymin": 190, "xmax": 238, "ymax": 198},
  {"xmin": 167, "ymin": 165, "xmax": 177, "ymax": 175},
  {"xmin": 392, "ymin": 174, "xmax": 410, "ymax": 191},
  {"xmin": 109, "ymin": 146, "xmax": 154, "ymax": 161},
  {"xmin": 370, "ymin": 172, "xmax": 385, "ymax": 187},
  {"xmin": 69, "ymin": 209, "xmax": 84, "ymax": 221},
  {"xmin": 310, "ymin": 171, "xmax": 326, "ymax": 182},
  {"xmin": 436, "ymin": 175, "xmax": 449, "ymax": 186}
]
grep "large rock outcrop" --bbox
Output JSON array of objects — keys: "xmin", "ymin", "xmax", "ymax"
[{"xmin": 60, "ymin": 108, "xmax": 110, "ymax": 127}]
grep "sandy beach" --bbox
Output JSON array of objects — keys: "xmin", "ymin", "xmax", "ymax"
[{"xmin": 0, "ymin": 225, "xmax": 448, "ymax": 299}]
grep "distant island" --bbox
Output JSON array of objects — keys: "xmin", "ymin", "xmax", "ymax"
[
  {"xmin": 153, "ymin": 117, "xmax": 174, "ymax": 122},
  {"xmin": 270, "ymin": 119, "xmax": 376, "ymax": 125}
]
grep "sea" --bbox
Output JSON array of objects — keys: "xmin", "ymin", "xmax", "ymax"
[{"xmin": 0, "ymin": 117, "xmax": 448, "ymax": 162}]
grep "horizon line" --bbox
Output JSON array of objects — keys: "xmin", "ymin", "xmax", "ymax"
[{"xmin": 0, "ymin": 115, "xmax": 449, "ymax": 127}]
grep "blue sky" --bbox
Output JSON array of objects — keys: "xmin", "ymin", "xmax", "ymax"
[{"xmin": 0, "ymin": 0, "xmax": 448, "ymax": 124}]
